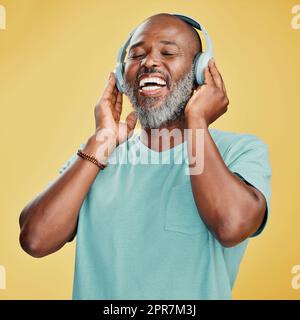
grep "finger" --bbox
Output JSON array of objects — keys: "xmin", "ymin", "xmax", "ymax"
[
  {"xmin": 112, "ymin": 86, "xmax": 117, "ymax": 97},
  {"xmin": 213, "ymin": 60, "xmax": 227, "ymax": 94},
  {"xmin": 111, "ymin": 83, "xmax": 119, "ymax": 108},
  {"xmin": 102, "ymin": 72, "xmax": 116, "ymax": 99},
  {"xmin": 216, "ymin": 68, "xmax": 227, "ymax": 95},
  {"xmin": 222, "ymin": 81, "xmax": 227, "ymax": 96},
  {"xmin": 114, "ymin": 91, "xmax": 123, "ymax": 122},
  {"xmin": 203, "ymin": 66, "xmax": 215, "ymax": 86},
  {"xmin": 126, "ymin": 111, "xmax": 138, "ymax": 137},
  {"xmin": 111, "ymin": 90, "xmax": 117, "ymax": 106},
  {"xmin": 208, "ymin": 60, "xmax": 223, "ymax": 90}
]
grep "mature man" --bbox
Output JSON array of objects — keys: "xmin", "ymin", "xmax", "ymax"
[{"xmin": 19, "ymin": 13, "xmax": 271, "ymax": 299}]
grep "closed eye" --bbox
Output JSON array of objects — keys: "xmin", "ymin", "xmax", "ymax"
[
  {"xmin": 162, "ymin": 52, "xmax": 175, "ymax": 56},
  {"xmin": 129, "ymin": 54, "xmax": 145, "ymax": 59},
  {"xmin": 128, "ymin": 52, "xmax": 176, "ymax": 59}
]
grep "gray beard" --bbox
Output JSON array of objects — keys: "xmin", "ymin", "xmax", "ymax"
[{"xmin": 124, "ymin": 66, "xmax": 195, "ymax": 129}]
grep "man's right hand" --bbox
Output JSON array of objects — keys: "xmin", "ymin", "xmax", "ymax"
[
  {"xmin": 19, "ymin": 72, "xmax": 138, "ymax": 258},
  {"xmin": 94, "ymin": 72, "xmax": 137, "ymax": 147}
]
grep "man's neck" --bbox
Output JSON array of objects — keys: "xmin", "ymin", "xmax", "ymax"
[{"xmin": 140, "ymin": 115, "xmax": 188, "ymax": 152}]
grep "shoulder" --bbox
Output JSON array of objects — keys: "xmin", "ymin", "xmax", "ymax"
[
  {"xmin": 208, "ymin": 127, "xmax": 269, "ymax": 162},
  {"xmin": 209, "ymin": 127, "xmax": 268, "ymax": 148}
]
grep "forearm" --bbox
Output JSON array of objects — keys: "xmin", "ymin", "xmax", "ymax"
[
  {"xmin": 19, "ymin": 134, "xmax": 113, "ymax": 257},
  {"xmin": 186, "ymin": 117, "xmax": 265, "ymax": 246}
]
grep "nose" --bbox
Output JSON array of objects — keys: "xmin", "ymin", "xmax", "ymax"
[{"xmin": 140, "ymin": 52, "xmax": 160, "ymax": 69}]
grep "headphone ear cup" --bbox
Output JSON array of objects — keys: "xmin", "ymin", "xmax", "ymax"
[
  {"xmin": 115, "ymin": 62, "xmax": 124, "ymax": 93},
  {"xmin": 194, "ymin": 52, "xmax": 212, "ymax": 86}
]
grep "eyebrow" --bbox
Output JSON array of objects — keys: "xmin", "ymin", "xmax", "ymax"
[{"xmin": 128, "ymin": 40, "xmax": 180, "ymax": 52}]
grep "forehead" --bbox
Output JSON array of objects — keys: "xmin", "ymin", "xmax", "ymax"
[{"xmin": 129, "ymin": 17, "xmax": 192, "ymax": 49}]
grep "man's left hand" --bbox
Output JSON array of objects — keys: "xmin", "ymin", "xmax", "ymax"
[{"xmin": 184, "ymin": 59, "xmax": 229, "ymax": 127}]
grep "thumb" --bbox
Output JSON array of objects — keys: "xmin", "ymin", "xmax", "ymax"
[{"xmin": 125, "ymin": 111, "xmax": 138, "ymax": 138}]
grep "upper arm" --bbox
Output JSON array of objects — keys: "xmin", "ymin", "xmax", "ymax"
[
  {"xmin": 226, "ymin": 135, "xmax": 272, "ymax": 237},
  {"xmin": 234, "ymin": 173, "xmax": 268, "ymax": 236}
]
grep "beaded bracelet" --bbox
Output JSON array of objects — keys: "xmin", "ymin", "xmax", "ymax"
[{"xmin": 77, "ymin": 149, "xmax": 107, "ymax": 170}]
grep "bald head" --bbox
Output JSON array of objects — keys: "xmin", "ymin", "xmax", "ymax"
[{"xmin": 130, "ymin": 13, "xmax": 202, "ymax": 59}]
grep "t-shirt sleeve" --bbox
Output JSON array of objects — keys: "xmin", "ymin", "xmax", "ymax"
[{"xmin": 225, "ymin": 134, "xmax": 272, "ymax": 237}]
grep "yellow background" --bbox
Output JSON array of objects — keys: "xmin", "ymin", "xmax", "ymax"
[{"xmin": 0, "ymin": 0, "xmax": 299, "ymax": 299}]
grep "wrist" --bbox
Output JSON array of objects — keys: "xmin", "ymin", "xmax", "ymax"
[
  {"xmin": 84, "ymin": 132, "xmax": 117, "ymax": 163},
  {"xmin": 185, "ymin": 113, "xmax": 208, "ymax": 129}
]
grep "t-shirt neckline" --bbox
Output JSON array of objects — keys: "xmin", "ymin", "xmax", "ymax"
[{"xmin": 136, "ymin": 134, "xmax": 187, "ymax": 155}]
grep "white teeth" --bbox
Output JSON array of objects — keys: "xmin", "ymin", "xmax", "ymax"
[
  {"xmin": 139, "ymin": 77, "xmax": 166, "ymax": 87},
  {"xmin": 141, "ymin": 86, "xmax": 162, "ymax": 91}
]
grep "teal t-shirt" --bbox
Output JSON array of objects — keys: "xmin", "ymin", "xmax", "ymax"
[{"xmin": 59, "ymin": 128, "xmax": 272, "ymax": 300}]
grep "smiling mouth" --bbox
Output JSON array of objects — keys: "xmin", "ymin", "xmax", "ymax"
[
  {"xmin": 138, "ymin": 76, "xmax": 168, "ymax": 96},
  {"xmin": 139, "ymin": 86, "xmax": 168, "ymax": 96}
]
